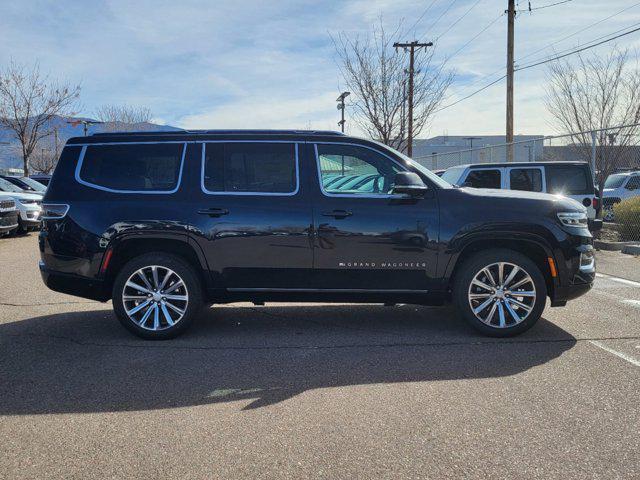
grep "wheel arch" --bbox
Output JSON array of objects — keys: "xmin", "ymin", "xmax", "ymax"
[
  {"xmin": 444, "ymin": 235, "xmax": 557, "ymax": 299},
  {"xmin": 102, "ymin": 233, "xmax": 212, "ymax": 295}
]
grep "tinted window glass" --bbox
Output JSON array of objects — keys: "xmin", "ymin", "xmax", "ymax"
[
  {"xmin": 510, "ymin": 168, "xmax": 542, "ymax": 192},
  {"xmin": 604, "ymin": 174, "xmax": 626, "ymax": 189},
  {"xmin": 464, "ymin": 169, "xmax": 501, "ymax": 189},
  {"xmin": 317, "ymin": 144, "xmax": 402, "ymax": 195},
  {"xmin": 626, "ymin": 176, "xmax": 640, "ymax": 189},
  {"xmin": 80, "ymin": 143, "xmax": 183, "ymax": 192},
  {"xmin": 204, "ymin": 143, "xmax": 297, "ymax": 194},
  {"xmin": 545, "ymin": 165, "xmax": 592, "ymax": 195}
]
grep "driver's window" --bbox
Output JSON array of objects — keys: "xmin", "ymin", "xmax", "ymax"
[{"xmin": 316, "ymin": 144, "xmax": 402, "ymax": 195}]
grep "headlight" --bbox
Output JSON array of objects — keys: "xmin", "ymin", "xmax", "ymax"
[{"xmin": 557, "ymin": 211, "xmax": 588, "ymax": 228}]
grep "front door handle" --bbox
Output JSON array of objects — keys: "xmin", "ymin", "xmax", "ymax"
[
  {"xmin": 321, "ymin": 209, "xmax": 352, "ymax": 219},
  {"xmin": 197, "ymin": 207, "xmax": 229, "ymax": 217}
]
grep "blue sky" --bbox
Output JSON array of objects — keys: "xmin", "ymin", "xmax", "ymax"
[{"xmin": 1, "ymin": 0, "xmax": 639, "ymax": 137}]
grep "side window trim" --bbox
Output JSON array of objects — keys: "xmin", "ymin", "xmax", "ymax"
[
  {"xmin": 74, "ymin": 142, "xmax": 187, "ymax": 194},
  {"xmin": 200, "ymin": 141, "xmax": 300, "ymax": 196},
  {"xmin": 313, "ymin": 142, "xmax": 408, "ymax": 199}
]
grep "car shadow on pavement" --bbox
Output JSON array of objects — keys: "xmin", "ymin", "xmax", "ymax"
[{"xmin": 0, "ymin": 304, "xmax": 576, "ymax": 414}]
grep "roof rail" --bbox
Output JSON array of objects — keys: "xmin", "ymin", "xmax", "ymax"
[{"xmin": 91, "ymin": 129, "xmax": 346, "ymax": 137}]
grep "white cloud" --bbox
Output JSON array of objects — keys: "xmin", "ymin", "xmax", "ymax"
[{"xmin": 0, "ymin": 0, "xmax": 639, "ymax": 139}]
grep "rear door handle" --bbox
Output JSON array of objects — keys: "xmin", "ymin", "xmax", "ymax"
[
  {"xmin": 197, "ymin": 207, "xmax": 229, "ymax": 217},
  {"xmin": 321, "ymin": 209, "xmax": 352, "ymax": 219}
]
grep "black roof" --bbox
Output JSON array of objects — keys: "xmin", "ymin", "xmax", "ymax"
[{"xmin": 66, "ymin": 129, "xmax": 349, "ymax": 145}]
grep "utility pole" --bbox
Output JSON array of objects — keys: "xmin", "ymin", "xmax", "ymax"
[
  {"xmin": 336, "ymin": 92, "xmax": 350, "ymax": 133},
  {"xmin": 506, "ymin": 0, "xmax": 516, "ymax": 161},
  {"xmin": 67, "ymin": 119, "xmax": 102, "ymax": 136},
  {"xmin": 394, "ymin": 41, "xmax": 433, "ymax": 157}
]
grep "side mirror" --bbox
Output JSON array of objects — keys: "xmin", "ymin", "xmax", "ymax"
[{"xmin": 392, "ymin": 172, "xmax": 428, "ymax": 197}]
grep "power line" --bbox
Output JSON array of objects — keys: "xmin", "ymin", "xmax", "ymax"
[
  {"xmin": 518, "ymin": 0, "xmax": 573, "ymax": 12},
  {"xmin": 516, "ymin": 1, "xmax": 640, "ymax": 64},
  {"xmin": 516, "ymin": 24, "xmax": 640, "ymax": 71},
  {"xmin": 402, "ymin": 0, "xmax": 439, "ymax": 37},
  {"xmin": 443, "ymin": 1, "xmax": 640, "ymax": 102},
  {"xmin": 443, "ymin": 12, "xmax": 505, "ymax": 64},
  {"xmin": 433, "ymin": 23, "xmax": 640, "ymax": 115},
  {"xmin": 421, "ymin": 0, "xmax": 459, "ymax": 41},
  {"xmin": 435, "ymin": 0, "xmax": 483, "ymax": 41}
]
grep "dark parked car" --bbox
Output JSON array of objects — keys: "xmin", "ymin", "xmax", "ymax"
[
  {"xmin": 29, "ymin": 174, "xmax": 52, "ymax": 186},
  {"xmin": 1, "ymin": 175, "xmax": 47, "ymax": 194},
  {"xmin": 39, "ymin": 130, "xmax": 595, "ymax": 339}
]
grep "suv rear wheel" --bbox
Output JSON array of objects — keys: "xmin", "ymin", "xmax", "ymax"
[
  {"xmin": 112, "ymin": 253, "xmax": 203, "ymax": 339},
  {"xmin": 453, "ymin": 249, "xmax": 547, "ymax": 337}
]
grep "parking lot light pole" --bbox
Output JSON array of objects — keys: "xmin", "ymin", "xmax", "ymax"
[{"xmin": 336, "ymin": 92, "xmax": 350, "ymax": 133}]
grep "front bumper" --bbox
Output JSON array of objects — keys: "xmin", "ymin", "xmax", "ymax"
[
  {"xmin": 550, "ymin": 243, "xmax": 595, "ymax": 306},
  {"xmin": 39, "ymin": 261, "xmax": 110, "ymax": 301}
]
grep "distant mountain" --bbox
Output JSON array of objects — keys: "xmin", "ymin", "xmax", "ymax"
[{"xmin": 0, "ymin": 115, "xmax": 181, "ymax": 171}]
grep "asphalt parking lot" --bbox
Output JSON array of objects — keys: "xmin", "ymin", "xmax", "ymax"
[{"xmin": 1, "ymin": 234, "xmax": 639, "ymax": 479}]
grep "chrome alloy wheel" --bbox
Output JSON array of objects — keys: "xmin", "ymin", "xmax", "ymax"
[
  {"xmin": 467, "ymin": 262, "xmax": 536, "ymax": 328},
  {"xmin": 122, "ymin": 265, "xmax": 189, "ymax": 331}
]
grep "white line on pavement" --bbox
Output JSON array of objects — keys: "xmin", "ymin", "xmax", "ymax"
[
  {"xmin": 596, "ymin": 273, "xmax": 640, "ymax": 288},
  {"xmin": 623, "ymin": 299, "xmax": 640, "ymax": 308},
  {"xmin": 589, "ymin": 340, "xmax": 640, "ymax": 367}
]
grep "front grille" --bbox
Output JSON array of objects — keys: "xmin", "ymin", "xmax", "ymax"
[
  {"xmin": 602, "ymin": 197, "xmax": 621, "ymax": 207},
  {"xmin": 0, "ymin": 199, "xmax": 15, "ymax": 210},
  {"xmin": 0, "ymin": 211, "xmax": 18, "ymax": 227}
]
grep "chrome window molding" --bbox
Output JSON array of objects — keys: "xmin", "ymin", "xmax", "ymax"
[
  {"xmin": 313, "ymin": 142, "xmax": 410, "ymax": 199},
  {"xmin": 74, "ymin": 143, "xmax": 187, "ymax": 195},
  {"xmin": 200, "ymin": 141, "xmax": 300, "ymax": 197}
]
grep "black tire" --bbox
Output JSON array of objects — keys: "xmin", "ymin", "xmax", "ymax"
[
  {"xmin": 453, "ymin": 248, "xmax": 547, "ymax": 337},
  {"xmin": 112, "ymin": 252, "xmax": 203, "ymax": 340}
]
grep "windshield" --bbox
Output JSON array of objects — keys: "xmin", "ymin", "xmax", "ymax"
[
  {"xmin": 0, "ymin": 177, "xmax": 25, "ymax": 193},
  {"xmin": 441, "ymin": 167, "xmax": 466, "ymax": 185},
  {"xmin": 604, "ymin": 174, "xmax": 627, "ymax": 189},
  {"xmin": 372, "ymin": 141, "xmax": 453, "ymax": 188},
  {"xmin": 18, "ymin": 176, "xmax": 46, "ymax": 191}
]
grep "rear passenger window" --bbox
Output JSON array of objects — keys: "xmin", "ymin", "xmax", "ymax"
[
  {"xmin": 545, "ymin": 165, "xmax": 592, "ymax": 195},
  {"xmin": 203, "ymin": 143, "xmax": 297, "ymax": 194},
  {"xmin": 464, "ymin": 169, "xmax": 501, "ymax": 189},
  {"xmin": 79, "ymin": 143, "xmax": 184, "ymax": 192},
  {"xmin": 510, "ymin": 168, "xmax": 542, "ymax": 192}
]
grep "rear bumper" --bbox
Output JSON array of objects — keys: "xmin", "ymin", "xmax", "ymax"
[{"xmin": 39, "ymin": 261, "xmax": 110, "ymax": 301}]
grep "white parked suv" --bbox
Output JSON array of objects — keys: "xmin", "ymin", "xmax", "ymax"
[
  {"xmin": 602, "ymin": 171, "xmax": 640, "ymax": 221},
  {"xmin": 0, "ymin": 177, "xmax": 43, "ymax": 234}
]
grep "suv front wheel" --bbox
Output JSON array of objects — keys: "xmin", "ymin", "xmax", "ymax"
[
  {"xmin": 112, "ymin": 253, "xmax": 203, "ymax": 339},
  {"xmin": 453, "ymin": 249, "xmax": 547, "ymax": 337}
]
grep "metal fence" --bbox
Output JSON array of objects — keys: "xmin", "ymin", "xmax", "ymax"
[{"xmin": 413, "ymin": 124, "xmax": 640, "ymax": 242}]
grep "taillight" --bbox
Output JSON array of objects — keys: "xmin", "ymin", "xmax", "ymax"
[
  {"xmin": 41, "ymin": 203, "xmax": 69, "ymax": 219},
  {"xmin": 592, "ymin": 197, "xmax": 599, "ymax": 210}
]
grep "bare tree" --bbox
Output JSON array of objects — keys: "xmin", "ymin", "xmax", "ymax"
[
  {"xmin": 29, "ymin": 129, "xmax": 61, "ymax": 174},
  {"xmin": 0, "ymin": 62, "xmax": 80, "ymax": 176},
  {"xmin": 546, "ymin": 48, "xmax": 640, "ymax": 211},
  {"xmin": 333, "ymin": 22, "xmax": 453, "ymax": 153},
  {"xmin": 94, "ymin": 104, "xmax": 153, "ymax": 132}
]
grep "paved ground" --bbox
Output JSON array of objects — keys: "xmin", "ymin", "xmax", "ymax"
[{"xmin": 1, "ymin": 235, "xmax": 638, "ymax": 479}]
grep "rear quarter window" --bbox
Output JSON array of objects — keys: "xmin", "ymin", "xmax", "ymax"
[
  {"xmin": 545, "ymin": 165, "xmax": 593, "ymax": 195},
  {"xmin": 78, "ymin": 143, "xmax": 185, "ymax": 193}
]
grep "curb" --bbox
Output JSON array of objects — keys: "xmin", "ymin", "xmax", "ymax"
[
  {"xmin": 621, "ymin": 244, "xmax": 640, "ymax": 256},
  {"xmin": 594, "ymin": 240, "xmax": 637, "ymax": 251}
]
